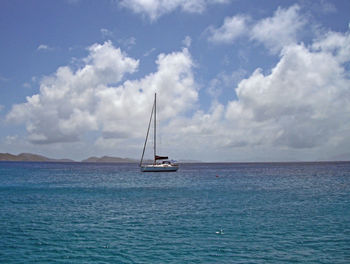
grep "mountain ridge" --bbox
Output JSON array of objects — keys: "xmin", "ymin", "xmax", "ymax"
[
  {"xmin": 0, "ymin": 152, "xmax": 139, "ymax": 163},
  {"xmin": 0, "ymin": 152, "xmax": 75, "ymax": 162},
  {"xmin": 81, "ymin": 156, "xmax": 138, "ymax": 163}
]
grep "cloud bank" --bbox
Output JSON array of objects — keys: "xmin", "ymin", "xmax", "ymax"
[{"xmin": 7, "ymin": 41, "xmax": 197, "ymax": 145}]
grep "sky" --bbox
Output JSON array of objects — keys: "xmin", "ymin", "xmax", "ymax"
[{"xmin": 0, "ymin": 0, "xmax": 350, "ymax": 162}]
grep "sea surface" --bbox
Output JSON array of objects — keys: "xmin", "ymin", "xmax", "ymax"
[{"xmin": 0, "ymin": 161, "xmax": 349, "ymax": 263}]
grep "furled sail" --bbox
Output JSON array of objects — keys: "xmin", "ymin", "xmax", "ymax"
[{"xmin": 155, "ymin": 155, "xmax": 168, "ymax": 160}]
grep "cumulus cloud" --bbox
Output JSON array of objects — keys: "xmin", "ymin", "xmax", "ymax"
[
  {"xmin": 223, "ymin": 31, "xmax": 350, "ymax": 150},
  {"xmin": 7, "ymin": 41, "xmax": 197, "ymax": 145},
  {"xmin": 6, "ymin": 27, "xmax": 350, "ymax": 161},
  {"xmin": 207, "ymin": 69, "xmax": 246, "ymax": 98},
  {"xmin": 207, "ymin": 15, "xmax": 249, "ymax": 43},
  {"xmin": 93, "ymin": 47, "xmax": 197, "ymax": 140},
  {"xmin": 251, "ymin": 4, "xmax": 306, "ymax": 54},
  {"xmin": 7, "ymin": 41, "xmax": 139, "ymax": 143},
  {"xmin": 207, "ymin": 4, "xmax": 305, "ymax": 54},
  {"xmin": 120, "ymin": 0, "xmax": 229, "ymax": 21},
  {"xmin": 165, "ymin": 29, "xmax": 350, "ymax": 161},
  {"xmin": 312, "ymin": 31, "xmax": 350, "ymax": 63}
]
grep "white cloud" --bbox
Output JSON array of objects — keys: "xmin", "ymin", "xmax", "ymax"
[
  {"xmin": 207, "ymin": 15, "xmax": 249, "ymax": 43},
  {"xmin": 118, "ymin": 37, "xmax": 136, "ymax": 49},
  {"xmin": 143, "ymin": 47, "xmax": 156, "ymax": 57},
  {"xmin": 7, "ymin": 41, "xmax": 197, "ymax": 146},
  {"xmin": 94, "ymin": 48, "xmax": 197, "ymax": 140},
  {"xmin": 312, "ymin": 31, "xmax": 350, "ymax": 63},
  {"xmin": 22, "ymin": 82, "xmax": 31, "ymax": 88},
  {"xmin": 224, "ymin": 34, "xmax": 350, "ymax": 150},
  {"xmin": 182, "ymin": 36, "xmax": 192, "ymax": 47},
  {"xmin": 37, "ymin": 44, "xmax": 54, "ymax": 51},
  {"xmin": 6, "ymin": 29, "xmax": 350, "ymax": 161},
  {"xmin": 7, "ymin": 41, "xmax": 139, "ymax": 144},
  {"xmin": 315, "ymin": 0, "xmax": 337, "ymax": 14},
  {"xmin": 120, "ymin": 0, "xmax": 230, "ymax": 21},
  {"xmin": 165, "ymin": 29, "xmax": 350, "ymax": 161},
  {"xmin": 100, "ymin": 28, "xmax": 114, "ymax": 39},
  {"xmin": 207, "ymin": 69, "xmax": 246, "ymax": 98},
  {"xmin": 207, "ymin": 5, "xmax": 306, "ymax": 54},
  {"xmin": 5, "ymin": 135, "xmax": 18, "ymax": 144},
  {"xmin": 250, "ymin": 4, "xmax": 305, "ymax": 54}
]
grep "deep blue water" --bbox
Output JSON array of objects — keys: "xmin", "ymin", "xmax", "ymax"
[{"xmin": 0, "ymin": 161, "xmax": 349, "ymax": 263}]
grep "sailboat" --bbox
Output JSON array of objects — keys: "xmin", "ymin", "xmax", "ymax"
[{"xmin": 140, "ymin": 93, "xmax": 179, "ymax": 172}]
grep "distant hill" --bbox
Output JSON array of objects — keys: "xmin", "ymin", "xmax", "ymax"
[
  {"xmin": 0, "ymin": 152, "xmax": 160, "ymax": 163},
  {"xmin": 81, "ymin": 156, "xmax": 138, "ymax": 163},
  {"xmin": 0, "ymin": 153, "xmax": 75, "ymax": 162}
]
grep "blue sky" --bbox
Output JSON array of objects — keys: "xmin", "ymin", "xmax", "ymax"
[{"xmin": 1, "ymin": 0, "xmax": 350, "ymax": 162}]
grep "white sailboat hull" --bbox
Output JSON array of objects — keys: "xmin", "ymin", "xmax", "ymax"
[{"xmin": 141, "ymin": 164, "xmax": 179, "ymax": 172}]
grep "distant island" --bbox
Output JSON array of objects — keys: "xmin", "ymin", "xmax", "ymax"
[
  {"xmin": 0, "ymin": 153, "xmax": 75, "ymax": 162},
  {"xmin": 81, "ymin": 156, "xmax": 138, "ymax": 163},
  {"xmin": 0, "ymin": 153, "xmax": 202, "ymax": 163},
  {"xmin": 1, "ymin": 152, "xmax": 348, "ymax": 163},
  {"xmin": 0, "ymin": 153, "xmax": 138, "ymax": 163}
]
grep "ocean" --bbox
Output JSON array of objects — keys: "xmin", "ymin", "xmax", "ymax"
[{"xmin": 0, "ymin": 161, "xmax": 349, "ymax": 263}]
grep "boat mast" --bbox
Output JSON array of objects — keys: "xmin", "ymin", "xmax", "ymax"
[
  {"xmin": 154, "ymin": 93, "xmax": 156, "ymax": 164},
  {"xmin": 139, "ymin": 96, "xmax": 155, "ymax": 167}
]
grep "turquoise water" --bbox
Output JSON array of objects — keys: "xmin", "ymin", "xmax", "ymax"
[{"xmin": 1, "ymin": 162, "xmax": 349, "ymax": 263}]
